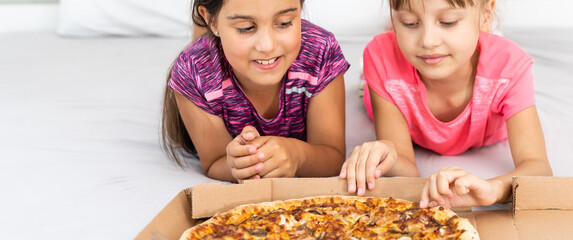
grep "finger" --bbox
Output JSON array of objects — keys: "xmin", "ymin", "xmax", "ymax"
[
  {"xmin": 239, "ymin": 174, "xmax": 261, "ymax": 183},
  {"xmin": 249, "ymin": 174, "xmax": 261, "ymax": 180},
  {"xmin": 231, "ymin": 162, "xmax": 264, "ymax": 180},
  {"xmin": 365, "ymin": 145, "xmax": 386, "ymax": 190},
  {"xmin": 420, "ymin": 180, "xmax": 430, "ymax": 208},
  {"xmin": 257, "ymin": 157, "xmax": 281, "ymax": 178},
  {"xmin": 247, "ymin": 136, "xmax": 270, "ymax": 150},
  {"xmin": 258, "ymin": 154, "xmax": 292, "ymax": 178},
  {"xmin": 233, "ymin": 153, "xmax": 263, "ymax": 169},
  {"xmin": 339, "ymin": 160, "xmax": 348, "ymax": 179},
  {"xmin": 227, "ymin": 144, "xmax": 257, "ymax": 159},
  {"xmin": 355, "ymin": 146, "xmax": 370, "ymax": 196},
  {"xmin": 436, "ymin": 171, "xmax": 455, "ymax": 197},
  {"xmin": 428, "ymin": 174, "xmax": 446, "ymax": 206},
  {"xmin": 260, "ymin": 167, "xmax": 289, "ymax": 179},
  {"xmin": 346, "ymin": 147, "xmax": 360, "ymax": 194},
  {"xmin": 428, "ymin": 201, "xmax": 439, "ymax": 208},
  {"xmin": 453, "ymin": 174, "xmax": 478, "ymax": 196},
  {"xmin": 239, "ymin": 126, "xmax": 260, "ymax": 142}
]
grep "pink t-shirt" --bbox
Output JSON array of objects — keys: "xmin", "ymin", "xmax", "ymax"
[{"xmin": 363, "ymin": 31, "xmax": 535, "ymax": 155}]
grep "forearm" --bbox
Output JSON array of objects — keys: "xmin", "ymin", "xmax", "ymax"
[
  {"xmin": 292, "ymin": 138, "xmax": 345, "ymax": 177},
  {"xmin": 386, "ymin": 155, "xmax": 419, "ymax": 177},
  {"xmin": 489, "ymin": 159, "xmax": 553, "ymax": 203},
  {"xmin": 205, "ymin": 156, "xmax": 237, "ymax": 183}
]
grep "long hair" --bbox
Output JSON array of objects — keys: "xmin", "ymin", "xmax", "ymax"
[{"xmin": 161, "ymin": 0, "xmax": 305, "ymax": 167}]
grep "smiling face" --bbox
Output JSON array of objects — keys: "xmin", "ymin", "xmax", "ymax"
[
  {"xmin": 208, "ymin": 0, "xmax": 302, "ymax": 90},
  {"xmin": 391, "ymin": 0, "xmax": 492, "ymax": 82}
]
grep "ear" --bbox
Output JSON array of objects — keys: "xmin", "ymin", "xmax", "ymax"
[
  {"xmin": 479, "ymin": 0, "xmax": 495, "ymax": 32},
  {"xmin": 198, "ymin": 6, "xmax": 218, "ymax": 36}
]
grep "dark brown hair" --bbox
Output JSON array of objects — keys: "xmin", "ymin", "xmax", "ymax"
[{"xmin": 161, "ymin": 0, "xmax": 305, "ymax": 167}]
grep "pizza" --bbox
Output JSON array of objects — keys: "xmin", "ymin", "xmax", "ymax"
[{"xmin": 180, "ymin": 196, "xmax": 479, "ymax": 240}]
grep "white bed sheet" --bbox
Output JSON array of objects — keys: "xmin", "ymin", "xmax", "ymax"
[{"xmin": 1, "ymin": 28, "xmax": 572, "ymax": 239}]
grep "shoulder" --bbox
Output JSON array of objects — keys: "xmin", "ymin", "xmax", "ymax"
[
  {"xmin": 173, "ymin": 36, "xmax": 227, "ymax": 91},
  {"xmin": 178, "ymin": 36, "xmax": 224, "ymax": 71},
  {"xmin": 291, "ymin": 20, "xmax": 349, "ymax": 89},
  {"xmin": 300, "ymin": 19, "xmax": 337, "ymax": 44},
  {"xmin": 364, "ymin": 31, "xmax": 414, "ymax": 81},
  {"xmin": 477, "ymin": 32, "xmax": 533, "ymax": 79},
  {"xmin": 298, "ymin": 19, "xmax": 344, "ymax": 61}
]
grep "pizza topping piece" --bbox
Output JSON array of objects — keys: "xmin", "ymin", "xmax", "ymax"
[{"xmin": 247, "ymin": 227, "xmax": 268, "ymax": 237}]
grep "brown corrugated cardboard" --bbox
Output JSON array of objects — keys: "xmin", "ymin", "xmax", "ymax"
[
  {"xmin": 137, "ymin": 190, "xmax": 197, "ymax": 240},
  {"xmin": 513, "ymin": 176, "xmax": 573, "ymax": 211},
  {"xmin": 136, "ymin": 176, "xmax": 573, "ymax": 240},
  {"xmin": 192, "ymin": 177, "xmax": 434, "ymax": 219},
  {"xmin": 510, "ymin": 176, "xmax": 573, "ymax": 240}
]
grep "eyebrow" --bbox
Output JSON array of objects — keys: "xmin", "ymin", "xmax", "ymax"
[
  {"xmin": 395, "ymin": 6, "xmax": 464, "ymax": 16},
  {"xmin": 227, "ymin": 7, "xmax": 298, "ymax": 20}
]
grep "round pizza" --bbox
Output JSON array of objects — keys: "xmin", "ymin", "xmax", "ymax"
[{"xmin": 180, "ymin": 196, "xmax": 479, "ymax": 240}]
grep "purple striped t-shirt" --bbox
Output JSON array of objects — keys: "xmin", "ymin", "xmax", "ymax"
[{"xmin": 169, "ymin": 20, "xmax": 350, "ymax": 140}]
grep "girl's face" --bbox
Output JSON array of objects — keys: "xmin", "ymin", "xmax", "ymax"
[
  {"xmin": 391, "ymin": 0, "xmax": 492, "ymax": 82},
  {"xmin": 212, "ymin": 0, "xmax": 302, "ymax": 89}
]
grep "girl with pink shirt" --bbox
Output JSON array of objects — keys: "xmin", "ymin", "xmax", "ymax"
[{"xmin": 340, "ymin": 0, "xmax": 552, "ymax": 208}]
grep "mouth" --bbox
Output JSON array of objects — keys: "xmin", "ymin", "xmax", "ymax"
[
  {"xmin": 255, "ymin": 57, "xmax": 280, "ymax": 65},
  {"xmin": 418, "ymin": 54, "xmax": 449, "ymax": 65}
]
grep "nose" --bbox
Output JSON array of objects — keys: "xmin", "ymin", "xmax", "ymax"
[
  {"xmin": 254, "ymin": 27, "xmax": 276, "ymax": 53},
  {"xmin": 421, "ymin": 25, "xmax": 440, "ymax": 49}
]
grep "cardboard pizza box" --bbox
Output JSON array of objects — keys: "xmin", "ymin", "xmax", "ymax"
[{"xmin": 135, "ymin": 176, "xmax": 573, "ymax": 240}]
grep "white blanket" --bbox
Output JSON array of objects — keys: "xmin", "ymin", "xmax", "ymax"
[{"xmin": 1, "ymin": 27, "xmax": 572, "ymax": 239}]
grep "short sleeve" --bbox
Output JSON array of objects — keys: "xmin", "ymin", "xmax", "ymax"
[
  {"xmin": 496, "ymin": 58, "xmax": 536, "ymax": 120},
  {"xmin": 311, "ymin": 33, "xmax": 350, "ymax": 96},
  {"xmin": 168, "ymin": 53, "xmax": 216, "ymax": 115},
  {"xmin": 363, "ymin": 35, "xmax": 393, "ymax": 103}
]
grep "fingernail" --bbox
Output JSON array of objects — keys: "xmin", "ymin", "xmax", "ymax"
[
  {"xmin": 376, "ymin": 170, "xmax": 382, "ymax": 177},
  {"xmin": 258, "ymin": 152, "xmax": 265, "ymax": 160},
  {"xmin": 245, "ymin": 132, "xmax": 254, "ymax": 138},
  {"xmin": 368, "ymin": 183, "xmax": 374, "ymax": 190},
  {"xmin": 254, "ymin": 175, "xmax": 260, "ymax": 179},
  {"xmin": 420, "ymin": 200, "xmax": 426, "ymax": 208},
  {"xmin": 249, "ymin": 146, "xmax": 256, "ymax": 154},
  {"xmin": 348, "ymin": 184, "xmax": 356, "ymax": 193},
  {"xmin": 255, "ymin": 163, "xmax": 263, "ymax": 171},
  {"xmin": 357, "ymin": 188, "xmax": 364, "ymax": 196}
]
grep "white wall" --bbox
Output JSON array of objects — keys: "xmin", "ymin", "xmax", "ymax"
[
  {"xmin": 2, "ymin": 0, "xmax": 573, "ymax": 34},
  {"xmin": 500, "ymin": 0, "xmax": 573, "ymax": 28},
  {"xmin": 0, "ymin": 3, "xmax": 58, "ymax": 33}
]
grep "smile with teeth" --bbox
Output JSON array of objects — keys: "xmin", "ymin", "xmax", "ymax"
[{"xmin": 255, "ymin": 57, "xmax": 279, "ymax": 65}]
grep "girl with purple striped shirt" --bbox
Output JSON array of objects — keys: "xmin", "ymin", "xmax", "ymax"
[{"xmin": 161, "ymin": 0, "xmax": 350, "ymax": 183}]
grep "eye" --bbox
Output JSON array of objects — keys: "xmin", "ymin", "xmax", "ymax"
[
  {"xmin": 237, "ymin": 26, "xmax": 255, "ymax": 34},
  {"xmin": 441, "ymin": 21, "xmax": 458, "ymax": 27},
  {"xmin": 402, "ymin": 22, "xmax": 419, "ymax": 28},
  {"xmin": 277, "ymin": 21, "xmax": 293, "ymax": 28}
]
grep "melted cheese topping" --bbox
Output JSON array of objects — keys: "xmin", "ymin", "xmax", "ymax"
[{"xmin": 186, "ymin": 197, "xmax": 472, "ymax": 240}]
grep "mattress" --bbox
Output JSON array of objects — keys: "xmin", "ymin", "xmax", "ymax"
[{"xmin": 1, "ymin": 28, "xmax": 572, "ymax": 239}]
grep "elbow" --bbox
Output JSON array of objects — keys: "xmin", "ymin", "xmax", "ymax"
[
  {"xmin": 540, "ymin": 159, "xmax": 553, "ymax": 176},
  {"xmin": 545, "ymin": 166, "xmax": 554, "ymax": 177}
]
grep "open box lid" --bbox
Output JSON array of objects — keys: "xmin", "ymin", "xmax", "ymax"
[
  {"xmin": 509, "ymin": 176, "xmax": 573, "ymax": 239},
  {"xmin": 191, "ymin": 177, "xmax": 445, "ymax": 219},
  {"xmin": 136, "ymin": 176, "xmax": 573, "ymax": 240}
]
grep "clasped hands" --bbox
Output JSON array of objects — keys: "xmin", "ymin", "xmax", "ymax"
[{"xmin": 226, "ymin": 126, "xmax": 299, "ymax": 182}]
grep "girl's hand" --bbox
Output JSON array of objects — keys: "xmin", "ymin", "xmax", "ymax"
[
  {"xmin": 420, "ymin": 167, "xmax": 499, "ymax": 208},
  {"xmin": 339, "ymin": 140, "xmax": 397, "ymax": 196},
  {"xmin": 248, "ymin": 136, "xmax": 299, "ymax": 178},
  {"xmin": 225, "ymin": 126, "xmax": 264, "ymax": 182}
]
